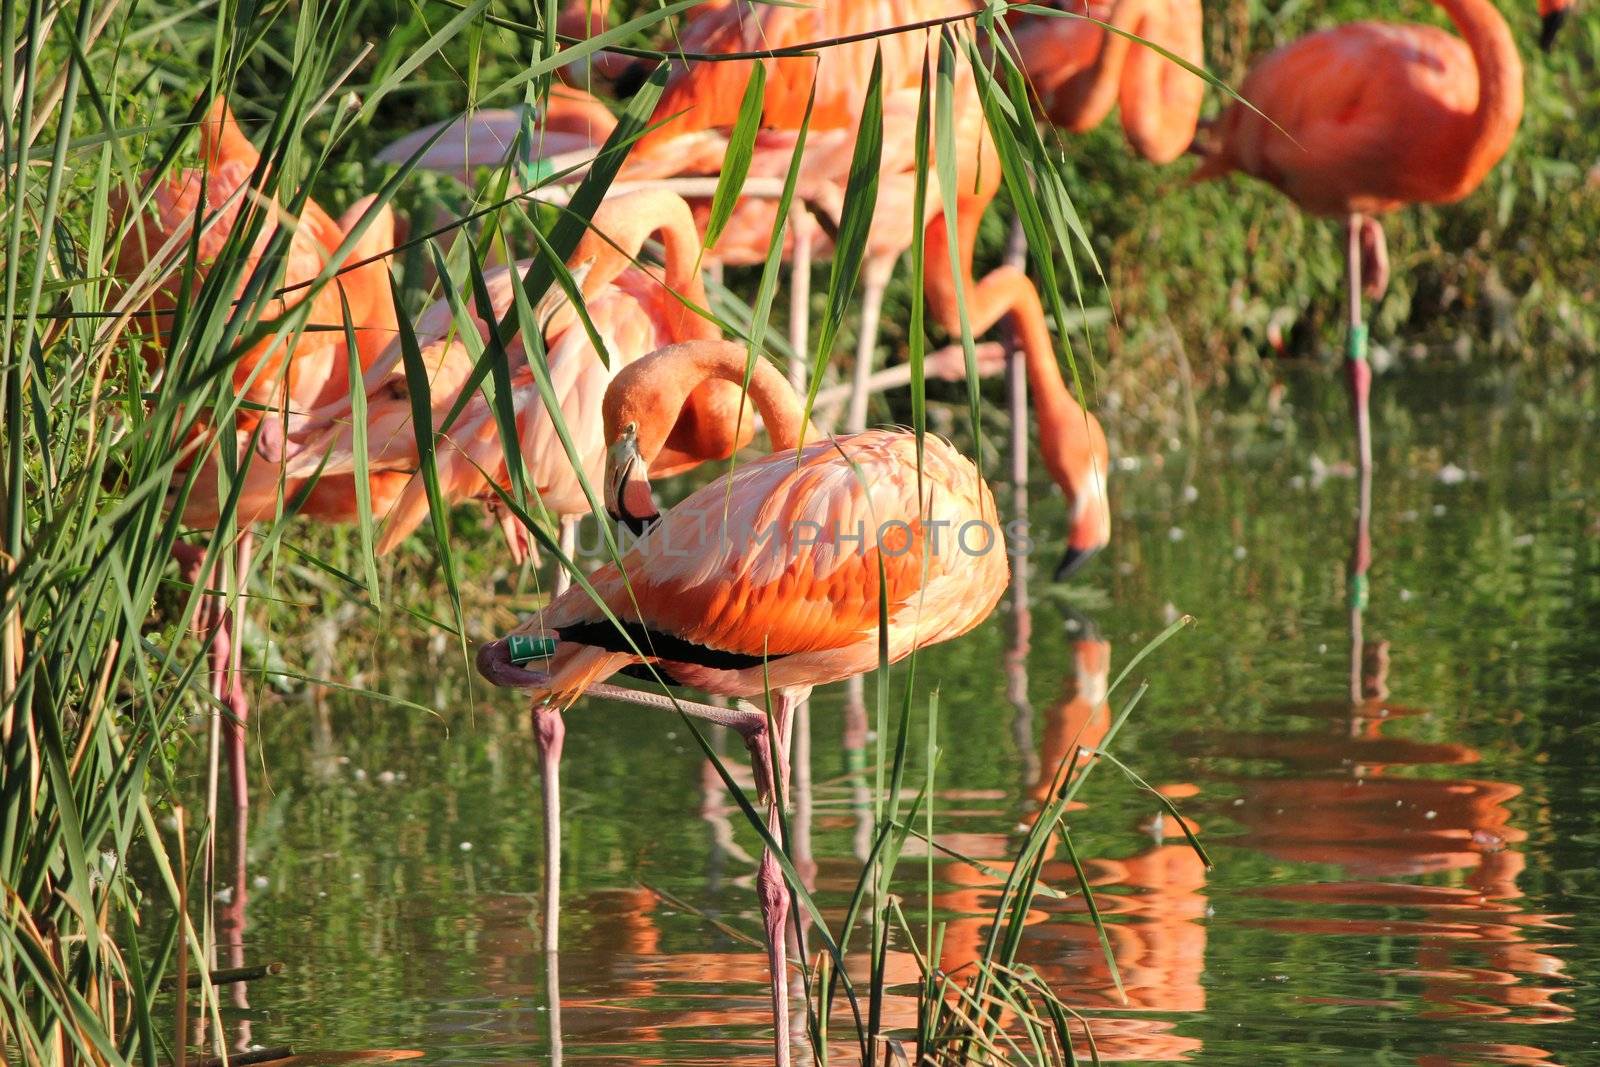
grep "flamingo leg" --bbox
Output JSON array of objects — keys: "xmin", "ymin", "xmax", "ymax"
[
  {"xmin": 744, "ymin": 690, "xmax": 800, "ymax": 1067},
  {"xmin": 534, "ymin": 703, "xmax": 565, "ymax": 953},
  {"xmin": 475, "ymin": 643, "xmax": 806, "ymax": 1064},
  {"xmin": 1345, "ymin": 214, "xmax": 1374, "ymax": 475},
  {"xmin": 552, "ymin": 516, "xmax": 579, "ymax": 597},
  {"xmin": 844, "ymin": 254, "xmax": 898, "ymax": 434},
  {"xmin": 224, "ymin": 531, "xmax": 254, "ymax": 814},
  {"xmin": 788, "ymin": 206, "xmax": 814, "ymax": 394},
  {"xmin": 1003, "ymin": 220, "xmax": 1031, "ymax": 502}
]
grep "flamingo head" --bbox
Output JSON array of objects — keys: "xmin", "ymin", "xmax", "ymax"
[
  {"xmin": 605, "ymin": 420, "xmax": 660, "ymax": 536},
  {"xmin": 603, "ymin": 353, "xmax": 685, "ymax": 533},
  {"xmin": 1050, "ymin": 415, "xmax": 1112, "ymax": 582}
]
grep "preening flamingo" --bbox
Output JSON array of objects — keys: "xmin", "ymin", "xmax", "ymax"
[
  {"xmin": 114, "ymin": 99, "xmax": 398, "ymax": 814},
  {"xmin": 477, "ymin": 338, "xmax": 1010, "ymax": 1067},
  {"xmin": 1193, "ymin": 0, "xmax": 1527, "ymax": 470},
  {"xmin": 1010, "ymin": 0, "xmax": 1207, "ymax": 164},
  {"xmin": 385, "ymin": 2, "xmax": 1115, "ymax": 575},
  {"xmin": 634, "ymin": 0, "xmax": 1113, "ymax": 571},
  {"xmin": 257, "ymin": 188, "xmax": 746, "ymax": 579}
]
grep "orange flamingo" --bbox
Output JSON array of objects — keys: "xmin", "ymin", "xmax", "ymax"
[
  {"xmin": 264, "ymin": 188, "xmax": 993, "ymax": 577},
  {"xmin": 478, "ymin": 338, "xmax": 1010, "ymax": 1067},
  {"xmin": 1010, "ymin": 0, "xmax": 1207, "ymax": 165},
  {"xmin": 114, "ymin": 99, "xmax": 398, "ymax": 814},
  {"xmin": 1193, "ymin": 0, "xmax": 1527, "ymax": 471},
  {"xmin": 254, "ymin": 189, "xmax": 745, "ymax": 575},
  {"xmin": 389, "ymin": 4, "xmax": 1114, "ymax": 573}
]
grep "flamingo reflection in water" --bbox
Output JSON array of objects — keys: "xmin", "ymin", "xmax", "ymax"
[
  {"xmin": 1208, "ymin": 661, "xmax": 1572, "ymax": 1037},
  {"xmin": 925, "ymin": 613, "xmax": 1208, "ymax": 1061},
  {"xmin": 1190, "ymin": 463, "xmax": 1571, "ymax": 1053}
]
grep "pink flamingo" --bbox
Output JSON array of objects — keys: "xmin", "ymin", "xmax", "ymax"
[
  {"xmin": 115, "ymin": 99, "xmax": 398, "ymax": 816},
  {"xmin": 1193, "ymin": 0, "xmax": 1529, "ymax": 470},
  {"xmin": 477, "ymin": 338, "xmax": 1011, "ymax": 1067},
  {"xmin": 1010, "ymin": 0, "xmax": 1207, "ymax": 165}
]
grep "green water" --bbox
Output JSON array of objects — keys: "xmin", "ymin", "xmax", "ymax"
[{"xmin": 187, "ymin": 367, "xmax": 1599, "ymax": 1064}]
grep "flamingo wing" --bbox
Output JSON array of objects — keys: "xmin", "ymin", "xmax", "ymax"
[
  {"xmin": 1199, "ymin": 22, "xmax": 1477, "ymax": 214},
  {"xmin": 536, "ymin": 431, "xmax": 1007, "ymax": 665}
]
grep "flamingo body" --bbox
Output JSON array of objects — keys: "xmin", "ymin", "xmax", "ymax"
[
  {"xmin": 522, "ymin": 429, "xmax": 1008, "ymax": 703},
  {"xmin": 1194, "ymin": 0, "xmax": 1523, "ymax": 216}
]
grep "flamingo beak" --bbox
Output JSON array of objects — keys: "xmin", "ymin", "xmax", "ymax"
[
  {"xmin": 605, "ymin": 425, "xmax": 660, "ymax": 536},
  {"xmin": 1541, "ymin": 8, "xmax": 1568, "ymax": 49},
  {"xmin": 1054, "ymin": 543, "xmax": 1101, "ymax": 582}
]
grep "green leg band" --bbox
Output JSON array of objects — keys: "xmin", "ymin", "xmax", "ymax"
[
  {"xmin": 508, "ymin": 633, "xmax": 559, "ymax": 664},
  {"xmin": 1346, "ymin": 323, "xmax": 1370, "ymax": 362},
  {"xmin": 1348, "ymin": 572, "xmax": 1369, "ymax": 613}
]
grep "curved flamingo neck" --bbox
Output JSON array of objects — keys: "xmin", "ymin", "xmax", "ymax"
[
  {"xmin": 923, "ymin": 199, "xmax": 1100, "ymax": 496},
  {"xmin": 1435, "ymin": 0, "xmax": 1523, "ymax": 189},
  {"xmin": 565, "ymin": 190, "xmax": 714, "ymax": 339},
  {"xmin": 609, "ymin": 340, "xmax": 817, "ymax": 462},
  {"xmin": 1064, "ymin": 0, "xmax": 1150, "ymax": 133},
  {"xmin": 1115, "ymin": 0, "xmax": 1204, "ymax": 164}
]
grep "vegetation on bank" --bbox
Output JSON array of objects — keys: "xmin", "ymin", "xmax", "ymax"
[{"xmin": 3, "ymin": 0, "xmax": 1595, "ymax": 1062}]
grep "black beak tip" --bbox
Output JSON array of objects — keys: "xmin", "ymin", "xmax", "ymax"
[
  {"xmin": 1540, "ymin": 9, "xmax": 1567, "ymax": 50},
  {"xmin": 616, "ymin": 509, "xmax": 660, "ymax": 538},
  {"xmin": 1054, "ymin": 544, "xmax": 1101, "ymax": 582}
]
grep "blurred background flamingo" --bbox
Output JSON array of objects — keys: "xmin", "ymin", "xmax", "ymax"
[{"xmin": 1194, "ymin": 0, "xmax": 1529, "ymax": 472}]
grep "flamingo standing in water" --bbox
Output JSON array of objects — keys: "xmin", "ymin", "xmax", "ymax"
[
  {"xmin": 1193, "ymin": 0, "xmax": 1528, "ymax": 470},
  {"xmin": 1010, "ymin": 0, "xmax": 1207, "ymax": 165},
  {"xmin": 114, "ymin": 99, "xmax": 398, "ymax": 814},
  {"xmin": 639, "ymin": 0, "xmax": 1114, "ymax": 572},
  {"xmin": 478, "ymin": 338, "xmax": 1011, "ymax": 1067},
  {"xmin": 388, "ymin": 2, "xmax": 1115, "ymax": 572}
]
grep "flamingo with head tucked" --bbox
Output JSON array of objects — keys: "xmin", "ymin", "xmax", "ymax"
[
  {"xmin": 1193, "ymin": 0, "xmax": 1528, "ymax": 471},
  {"xmin": 477, "ymin": 338, "xmax": 1011, "ymax": 1067}
]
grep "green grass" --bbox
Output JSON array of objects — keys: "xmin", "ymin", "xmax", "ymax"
[{"xmin": 6, "ymin": 0, "xmax": 1584, "ymax": 1062}]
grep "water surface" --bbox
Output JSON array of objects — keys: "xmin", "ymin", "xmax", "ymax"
[{"xmin": 190, "ymin": 367, "xmax": 1600, "ymax": 1064}]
